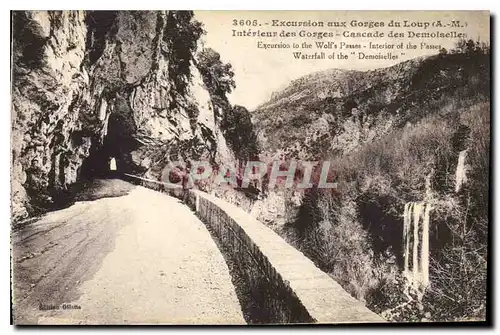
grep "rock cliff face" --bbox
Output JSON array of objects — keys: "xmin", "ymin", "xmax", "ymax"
[{"xmin": 11, "ymin": 10, "xmax": 232, "ymax": 221}]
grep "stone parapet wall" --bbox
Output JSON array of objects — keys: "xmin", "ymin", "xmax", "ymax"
[{"xmin": 122, "ymin": 174, "xmax": 384, "ymax": 324}]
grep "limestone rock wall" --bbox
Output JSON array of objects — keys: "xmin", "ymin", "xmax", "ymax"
[{"xmin": 11, "ymin": 10, "xmax": 232, "ymax": 221}]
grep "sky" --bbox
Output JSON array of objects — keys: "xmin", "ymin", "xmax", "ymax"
[{"xmin": 194, "ymin": 11, "xmax": 489, "ymax": 110}]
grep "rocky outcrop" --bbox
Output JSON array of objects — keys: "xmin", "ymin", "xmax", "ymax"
[
  {"xmin": 11, "ymin": 10, "xmax": 232, "ymax": 221},
  {"xmin": 12, "ymin": 11, "xmax": 90, "ymax": 220}
]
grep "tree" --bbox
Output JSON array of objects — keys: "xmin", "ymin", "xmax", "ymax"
[
  {"xmin": 451, "ymin": 38, "xmax": 490, "ymax": 55},
  {"xmin": 196, "ymin": 49, "xmax": 259, "ymax": 162},
  {"xmin": 222, "ymin": 105, "xmax": 260, "ymax": 161},
  {"xmin": 164, "ymin": 11, "xmax": 204, "ymax": 97},
  {"xmin": 196, "ymin": 48, "xmax": 235, "ymax": 118},
  {"xmin": 197, "ymin": 48, "xmax": 235, "ymax": 95}
]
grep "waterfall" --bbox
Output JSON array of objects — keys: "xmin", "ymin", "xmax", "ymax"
[
  {"xmin": 402, "ymin": 202, "xmax": 433, "ymax": 292},
  {"xmin": 455, "ymin": 149, "xmax": 468, "ymax": 192},
  {"xmin": 99, "ymin": 98, "xmax": 108, "ymax": 121},
  {"xmin": 412, "ymin": 203, "xmax": 422, "ymax": 279},
  {"xmin": 421, "ymin": 204, "xmax": 432, "ymax": 287},
  {"xmin": 403, "ymin": 203, "xmax": 411, "ymax": 274}
]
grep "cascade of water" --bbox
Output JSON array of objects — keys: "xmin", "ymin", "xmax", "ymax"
[
  {"xmin": 412, "ymin": 203, "xmax": 423, "ymax": 279},
  {"xmin": 403, "ymin": 202, "xmax": 432, "ymax": 291},
  {"xmin": 455, "ymin": 149, "xmax": 468, "ymax": 192},
  {"xmin": 99, "ymin": 98, "xmax": 108, "ymax": 121},
  {"xmin": 421, "ymin": 204, "xmax": 432, "ymax": 287},
  {"xmin": 403, "ymin": 203, "xmax": 410, "ymax": 274}
]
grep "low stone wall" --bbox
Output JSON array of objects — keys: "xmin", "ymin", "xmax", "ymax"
[
  {"xmin": 122, "ymin": 174, "xmax": 384, "ymax": 324},
  {"xmin": 122, "ymin": 173, "xmax": 184, "ymax": 198}
]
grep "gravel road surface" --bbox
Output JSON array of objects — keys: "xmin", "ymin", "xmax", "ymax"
[{"xmin": 11, "ymin": 179, "xmax": 245, "ymax": 325}]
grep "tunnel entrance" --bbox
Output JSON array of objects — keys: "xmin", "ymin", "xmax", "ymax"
[
  {"xmin": 79, "ymin": 142, "xmax": 114, "ymax": 180},
  {"xmin": 79, "ymin": 103, "xmax": 139, "ymax": 181}
]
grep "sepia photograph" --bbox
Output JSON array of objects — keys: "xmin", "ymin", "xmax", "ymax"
[{"xmin": 9, "ymin": 9, "xmax": 490, "ymax": 325}]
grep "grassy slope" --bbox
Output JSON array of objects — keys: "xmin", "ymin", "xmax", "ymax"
[{"xmin": 253, "ymin": 52, "xmax": 489, "ymax": 160}]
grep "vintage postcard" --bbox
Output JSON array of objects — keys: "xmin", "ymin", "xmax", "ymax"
[{"xmin": 10, "ymin": 10, "xmax": 490, "ymax": 325}]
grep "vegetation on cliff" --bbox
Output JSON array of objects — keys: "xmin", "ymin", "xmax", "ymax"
[
  {"xmin": 196, "ymin": 47, "xmax": 259, "ymax": 162},
  {"xmin": 255, "ymin": 40, "xmax": 490, "ymax": 321}
]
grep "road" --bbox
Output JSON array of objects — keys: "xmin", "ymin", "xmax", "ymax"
[{"xmin": 11, "ymin": 179, "xmax": 245, "ymax": 325}]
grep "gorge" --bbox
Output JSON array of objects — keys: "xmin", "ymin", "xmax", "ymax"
[
  {"xmin": 10, "ymin": 10, "xmax": 490, "ymax": 324},
  {"xmin": 11, "ymin": 10, "xmax": 239, "ymax": 222}
]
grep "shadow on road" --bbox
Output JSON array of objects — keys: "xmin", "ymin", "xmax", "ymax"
[
  {"xmin": 13, "ymin": 179, "xmax": 136, "ymax": 232},
  {"xmin": 74, "ymin": 179, "xmax": 135, "ymax": 202}
]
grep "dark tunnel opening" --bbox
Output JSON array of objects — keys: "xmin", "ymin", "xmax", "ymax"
[
  {"xmin": 42, "ymin": 109, "xmax": 141, "ymax": 214},
  {"xmin": 79, "ymin": 107, "xmax": 140, "ymax": 181}
]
